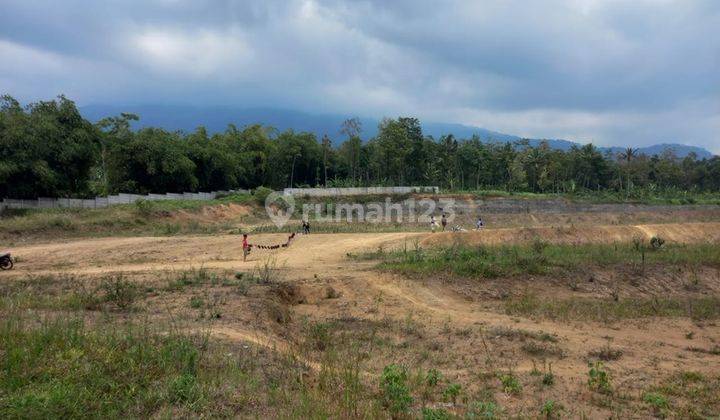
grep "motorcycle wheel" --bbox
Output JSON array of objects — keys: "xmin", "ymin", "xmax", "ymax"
[{"xmin": 0, "ymin": 258, "xmax": 12, "ymax": 270}]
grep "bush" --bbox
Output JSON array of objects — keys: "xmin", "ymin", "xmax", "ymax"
[
  {"xmin": 442, "ymin": 383, "xmax": 461, "ymax": 405},
  {"xmin": 540, "ymin": 400, "xmax": 562, "ymax": 419},
  {"xmin": 650, "ymin": 236, "xmax": 666, "ymax": 250},
  {"xmin": 135, "ymin": 199, "xmax": 155, "ymax": 217},
  {"xmin": 587, "ymin": 362, "xmax": 612, "ymax": 394},
  {"xmin": 253, "ymin": 186, "xmax": 274, "ymax": 205},
  {"xmin": 643, "ymin": 392, "xmax": 669, "ymax": 412},
  {"xmin": 100, "ymin": 275, "xmax": 139, "ymax": 310},
  {"xmin": 499, "ymin": 374, "xmax": 522, "ymax": 395},
  {"xmin": 379, "ymin": 364, "xmax": 413, "ymax": 416},
  {"xmin": 466, "ymin": 401, "xmax": 500, "ymax": 419},
  {"xmin": 422, "ymin": 407, "xmax": 451, "ymax": 420}
]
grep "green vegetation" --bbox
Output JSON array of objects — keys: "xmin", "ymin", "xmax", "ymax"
[
  {"xmin": 0, "ymin": 192, "xmax": 256, "ymax": 240},
  {"xmin": 499, "ymin": 374, "xmax": 522, "ymax": 395},
  {"xmin": 1, "ymin": 315, "xmax": 216, "ymax": 418},
  {"xmin": 540, "ymin": 400, "xmax": 562, "ymax": 419},
  {"xmin": 587, "ymin": 362, "xmax": 612, "ymax": 395},
  {"xmin": 646, "ymin": 371, "xmax": 720, "ymax": 418},
  {"xmin": 505, "ymin": 294, "xmax": 720, "ymax": 322},
  {"xmin": 365, "ymin": 241, "xmax": 720, "ymax": 279},
  {"xmin": 2, "ymin": 95, "xmax": 720, "ymax": 201},
  {"xmin": 465, "ymin": 188, "xmax": 720, "ymax": 205},
  {"xmin": 379, "ymin": 364, "xmax": 413, "ymax": 416}
]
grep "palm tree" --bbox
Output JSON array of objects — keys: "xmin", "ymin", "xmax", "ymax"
[{"xmin": 618, "ymin": 147, "xmax": 638, "ymax": 195}]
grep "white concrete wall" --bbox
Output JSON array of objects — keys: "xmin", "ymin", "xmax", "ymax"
[
  {"xmin": 1, "ymin": 189, "xmax": 250, "ymax": 210},
  {"xmin": 283, "ymin": 186, "xmax": 439, "ymax": 197}
]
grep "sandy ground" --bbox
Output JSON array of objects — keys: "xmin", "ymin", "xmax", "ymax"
[{"xmin": 3, "ymin": 222, "xmax": 720, "ymax": 417}]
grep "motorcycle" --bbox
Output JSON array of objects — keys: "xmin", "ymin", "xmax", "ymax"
[{"xmin": 0, "ymin": 252, "xmax": 13, "ymax": 270}]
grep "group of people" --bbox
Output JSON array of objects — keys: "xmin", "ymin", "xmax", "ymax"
[
  {"xmin": 429, "ymin": 213, "xmax": 484, "ymax": 233},
  {"xmin": 241, "ymin": 219, "xmax": 312, "ymax": 261}
]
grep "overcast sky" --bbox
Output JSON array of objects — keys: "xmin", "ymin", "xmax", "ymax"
[{"xmin": 1, "ymin": 0, "xmax": 718, "ymax": 151}]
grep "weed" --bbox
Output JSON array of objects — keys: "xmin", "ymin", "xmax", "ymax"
[
  {"xmin": 648, "ymin": 371, "xmax": 719, "ymax": 417},
  {"xmin": 255, "ymin": 257, "xmax": 283, "ymax": 284},
  {"xmin": 421, "ymin": 407, "xmax": 451, "ymax": 420},
  {"xmin": 466, "ymin": 401, "xmax": 500, "ymax": 419},
  {"xmin": 379, "ymin": 364, "xmax": 413, "ymax": 417},
  {"xmin": 542, "ymin": 372, "xmax": 555, "ymax": 386},
  {"xmin": 308, "ymin": 322, "xmax": 334, "ymax": 351},
  {"xmin": 499, "ymin": 374, "xmax": 522, "ymax": 395},
  {"xmin": 520, "ymin": 341, "xmax": 565, "ymax": 358},
  {"xmin": 442, "ymin": 382, "xmax": 461, "ymax": 405},
  {"xmin": 100, "ymin": 275, "xmax": 139, "ymax": 310},
  {"xmin": 487, "ymin": 326, "xmax": 558, "ymax": 343},
  {"xmin": 650, "ymin": 236, "xmax": 666, "ymax": 250},
  {"xmin": 134, "ymin": 199, "xmax": 155, "ymax": 217},
  {"xmin": 540, "ymin": 400, "xmax": 562, "ymax": 419},
  {"xmin": 588, "ymin": 345, "xmax": 623, "ymax": 361},
  {"xmin": 643, "ymin": 392, "xmax": 669, "ymax": 415},
  {"xmin": 189, "ymin": 296, "xmax": 204, "ymax": 309},
  {"xmin": 370, "ymin": 242, "xmax": 720, "ymax": 281},
  {"xmin": 506, "ymin": 294, "xmax": 720, "ymax": 322},
  {"xmin": 587, "ymin": 362, "xmax": 612, "ymax": 394}
]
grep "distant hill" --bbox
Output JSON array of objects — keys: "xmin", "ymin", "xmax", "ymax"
[{"xmin": 81, "ymin": 105, "xmax": 714, "ymax": 159}]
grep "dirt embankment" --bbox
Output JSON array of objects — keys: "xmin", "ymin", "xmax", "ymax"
[{"xmin": 422, "ymin": 222, "xmax": 720, "ymax": 247}]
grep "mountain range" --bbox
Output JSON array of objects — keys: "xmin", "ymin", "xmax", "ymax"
[{"xmin": 80, "ymin": 105, "xmax": 714, "ymax": 159}]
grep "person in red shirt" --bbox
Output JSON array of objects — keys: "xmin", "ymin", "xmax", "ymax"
[{"xmin": 242, "ymin": 234, "xmax": 251, "ymax": 261}]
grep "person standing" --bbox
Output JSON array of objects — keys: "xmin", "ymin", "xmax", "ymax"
[
  {"xmin": 475, "ymin": 216, "xmax": 484, "ymax": 230},
  {"xmin": 430, "ymin": 215, "xmax": 437, "ymax": 233},
  {"xmin": 441, "ymin": 213, "xmax": 448, "ymax": 231},
  {"xmin": 242, "ymin": 233, "xmax": 251, "ymax": 261}
]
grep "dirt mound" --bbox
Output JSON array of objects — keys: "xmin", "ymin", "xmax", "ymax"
[
  {"xmin": 421, "ymin": 222, "xmax": 720, "ymax": 247},
  {"xmin": 172, "ymin": 203, "xmax": 251, "ymax": 223}
]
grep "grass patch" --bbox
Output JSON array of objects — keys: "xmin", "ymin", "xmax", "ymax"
[
  {"xmin": 646, "ymin": 371, "xmax": 720, "ymax": 418},
  {"xmin": 364, "ymin": 241, "xmax": 720, "ymax": 279},
  {"xmin": 505, "ymin": 294, "xmax": 720, "ymax": 322},
  {"xmin": 0, "ymin": 193, "xmax": 256, "ymax": 240},
  {"xmin": 460, "ymin": 189, "xmax": 720, "ymax": 205},
  {"xmin": 0, "ymin": 315, "xmax": 213, "ymax": 418}
]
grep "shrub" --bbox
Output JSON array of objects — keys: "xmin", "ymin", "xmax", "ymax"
[
  {"xmin": 466, "ymin": 401, "xmax": 500, "ymax": 419},
  {"xmin": 442, "ymin": 383, "xmax": 461, "ymax": 405},
  {"xmin": 135, "ymin": 199, "xmax": 155, "ymax": 217},
  {"xmin": 100, "ymin": 275, "xmax": 139, "ymax": 310},
  {"xmin": 542, "ymin": 372, "xmax": 555, "ymax": 386},
  {"xmin": 587, "ymin": 362, "xmax": 612, "ymax": 394},
  {"xmin": 379, "ymin": 364, "xmax": 413, "ymax": 416},
  {"xmin": 499, "ymin": 374, "xmax": 522, "ymax": 395},
  {"xmin": 588, "ymin": 345, "xmax": 623, "ymax": 361},
  {"xmin": 253, "ymin": 186, "xmax": 274, "ymax": 205},
  {"xmin": 650, "ymin": 236, "xmax": 666, "ymax": 250},
  {"xmin": 308, "ymin": 322, "xmax": 333, "ymax": 351},
  {"xmin": 540, "ymin": 400, "xmax": 562, "ymax": 419},
  {"xmin": 421, "ymin": 407, "xmax": 451, "ymax": 420},
  {"xmin": 643, "ymin": 392, "xmax": 669, "ymax": 411}
]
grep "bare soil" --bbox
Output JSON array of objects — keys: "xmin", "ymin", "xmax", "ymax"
[{"xmin": 3, "ymin": 219, "xmax": 720, "ymax": 417}]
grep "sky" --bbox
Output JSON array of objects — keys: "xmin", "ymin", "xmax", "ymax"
[{"xmin": 1, "ymin": 0, "xmax": 718, "ymax": 151}]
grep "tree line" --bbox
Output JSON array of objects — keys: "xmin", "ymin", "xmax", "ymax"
[{"xmin": 1, "ymin": 95, "xmax": 719, "ymax": 199}]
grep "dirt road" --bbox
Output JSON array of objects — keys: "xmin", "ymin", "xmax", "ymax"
[{"xmin": 7, "ymin": 222, "xmax": 718, "ymax": 277}]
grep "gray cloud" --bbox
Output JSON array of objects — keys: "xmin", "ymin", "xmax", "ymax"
[{"xmin": 0, "ymin": 0, "xmax": 718, "ymax": 151}]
